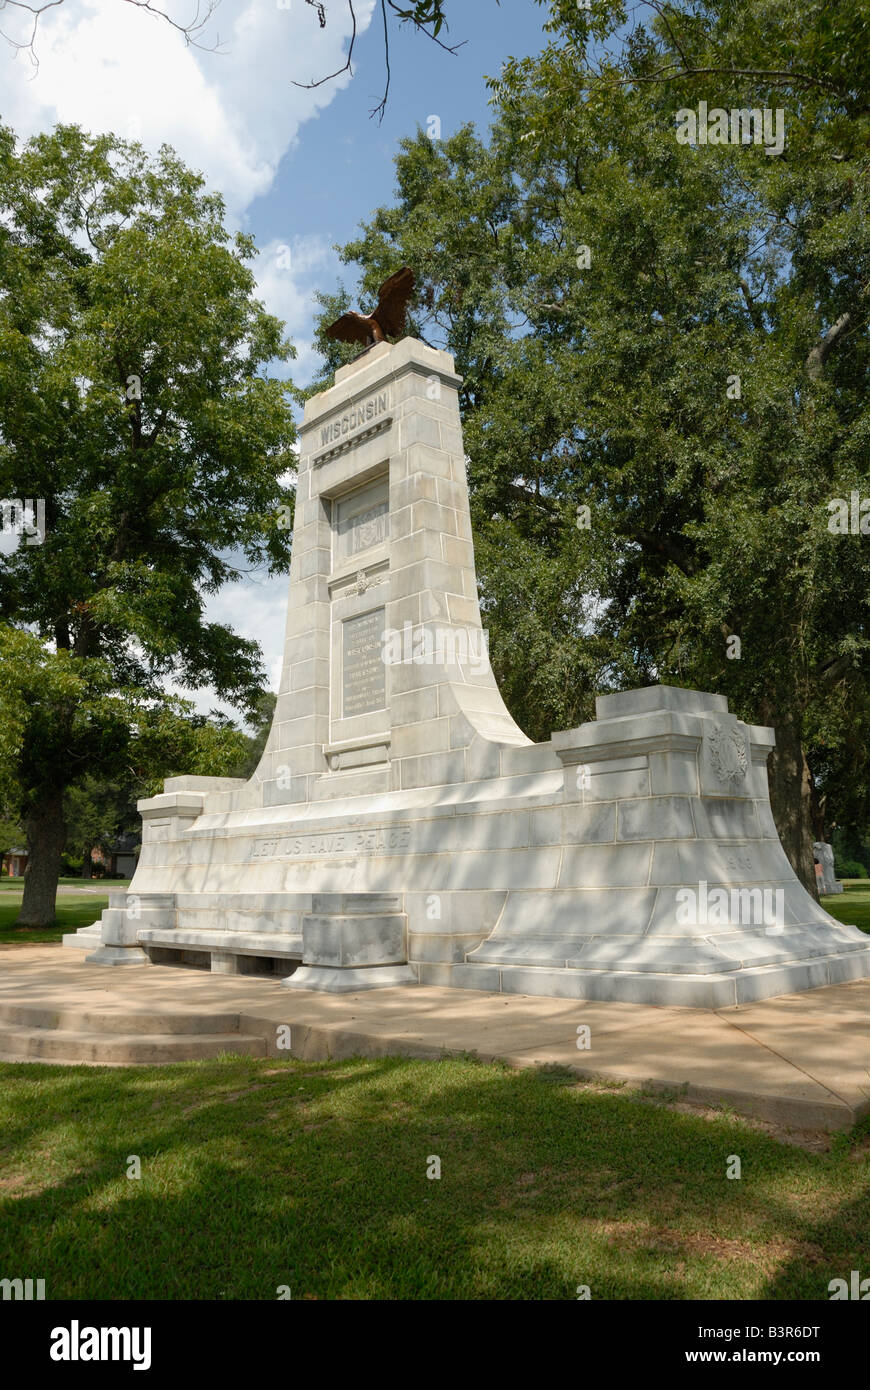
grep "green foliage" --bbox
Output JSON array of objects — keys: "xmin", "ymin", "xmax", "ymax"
[
  {"xmin": 391, "ymin": 1, "xmax": 452, "ymax": 37},
  {"xmin": 833, "ymin": 827, "xmax": 870, "ymax": 875},
  {"xmin": 835, "ymin": 859, "xmax": 868, "ymax": 880},
  {"xmin": 0, "ymin": 624, "xmax": 254, "ymax": 820},
  {"xmin": 0, "ymin": 624, "xmax": 140, "ymax": 813},
  {"xmin": 0, "ymin": 817, "xmax": 23, "ymax": 859},
  {"xmin": 0, "ymin": 124, "xmax": 296, "ymax": 709},
  {"xmin": 64, "ymin": 777, "xmax": 139, "ymax": 863}
]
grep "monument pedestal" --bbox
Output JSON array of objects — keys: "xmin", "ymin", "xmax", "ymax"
[
  {"xmin": 76, "ymin": 338, "xmax": 870, "ymax": 1006},
  {"xmin": 285, "ymin": 894, "xmax": 417, "ymax": 992}
]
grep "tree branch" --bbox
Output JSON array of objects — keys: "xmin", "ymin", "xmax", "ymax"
[
  {"xmin": 590, "ymin": 64, "xmax": 858, "ymax": 104},
  {"xmin": 386, "ymin": 0, "xmax": 465, "ymax": 57},
  {"xmin": 292, "ymin": 0, "xmax": 464, "ymax": 121},
  {"xmin": 0, "ymin": 0, "xmax": 223, "ymax": 68},
  {"xmin": 812, "ymin": 652, "xmax": 853, "ymax": 687},
  {"xmin": 121, "ymin": 0, "xmax": 221, "ymax": 48},
  {"xmin": 644, "ymin": 0, "xmax": 691, "ymax": 71},
  {"xmin": 369, "ymin": 0, "xmax": 392, "ymax": 123},
  {"xmin": 292, "ymin": 0, "xmax": 358, "ymax": 93},
  {"xmin": 738, "ymin": 278, "xmax": 764, "ymax": 333},
  {"xmin": 805, "ymin": 312, "xmax": 851, "ymax": 381}
]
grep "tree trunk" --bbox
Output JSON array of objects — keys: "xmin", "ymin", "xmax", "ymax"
[
  {"xmin": 18, "ymin": 791, "xmax": 66, "ymax": 927},
  {"xmin": 82, "ymin": 847, "xmax": 93, "ymax": 880},
  {"xmin": 809, "ymin": 781, "xmax": 828, "ymax": 845},
  {"xmin": 766, "ymin": 715, "xmax": 818, "ymax": 898}
]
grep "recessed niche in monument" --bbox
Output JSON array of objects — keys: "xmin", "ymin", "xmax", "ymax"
[
  {"xmin": 333, "ymin": 476, "xmax": 389, "ymax": 567},
  {"xmin": 342, "ymin": 608, "xmax": 387, "ymax": 718}
]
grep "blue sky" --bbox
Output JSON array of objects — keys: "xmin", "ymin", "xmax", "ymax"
[
  {"xmin": 253, "ymin": 1, "xmax": 548, "ymax": 259},
  {"xmin": 247, "ymin": 0, "xmax": 552, "ymax": 384},
  {"xmin": 1, "ymin": 0, "xmax": 552, "ymax": 715}
]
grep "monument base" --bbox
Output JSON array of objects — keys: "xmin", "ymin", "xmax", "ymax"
[
  {"xmin": 284, "ymin": 964, "xmax": 418, "ymax": 993},
  {"xmin": 282, "ymin": 894, "xmax": 416, "ymax": 992},
  {"xmin": 415, "ymin": 950, "xmax": 870, "ymax": 1009},
  {"xmin": 80, "ymin": 685, "xmax": 870, "ymax": 1008},
  {"xmin": 85, "ymin": 945, "xmax": 151, "ymax": 967}
]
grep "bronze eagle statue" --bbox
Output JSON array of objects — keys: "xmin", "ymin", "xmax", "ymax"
[{"xmin": 325, "ymin": 267, "xmax": 415, "ymax": 347}]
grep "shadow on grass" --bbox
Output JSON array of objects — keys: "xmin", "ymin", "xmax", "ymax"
[{"xmin": 0, "ymin": 1056, "xmax": 867, "ymax": 1300}]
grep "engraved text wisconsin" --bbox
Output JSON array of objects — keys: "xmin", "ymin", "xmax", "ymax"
[{"xmin": 320, "ymin": 391, "xmax": 390, "ymax": 448}]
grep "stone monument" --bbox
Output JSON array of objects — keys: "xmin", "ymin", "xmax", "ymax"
[
  {"xmin": 813, "ymin": 842, "xmax": 844, "ymax": 896},
  {"xmin": 65, "ymin": 337, "xmax": 870, "ymax": 1007}
]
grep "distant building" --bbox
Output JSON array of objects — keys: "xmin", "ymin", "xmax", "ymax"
[
  {"xmin": 88, "ymin": 834, "xmax": 139, "ymax": 879},
  {"xmin": 2, "ymin": 838, "xmax": 139, "ymax": 879},
  {"xmin": 2, "ymin": 848, "xmax": 28, "ymax": 878}
]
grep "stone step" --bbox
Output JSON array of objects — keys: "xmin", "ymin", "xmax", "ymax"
[
  {"xmin": 0, "ymin": 1002, "xmax": 246, "ymax": 1035},
  {"xmin": 470, "ymin": 930, "xmax": 870, "ymax": 973},
  {"xmin": 0, "ymin": 1024, "xmax": 267, "ymax": 1064},
  {"xmin": 61, "ymin": 924, "xmax": 102, "ymax": 950},
  {"xmin": 284, "ymin": 963, "xmax": 418, "ymax": 993}
]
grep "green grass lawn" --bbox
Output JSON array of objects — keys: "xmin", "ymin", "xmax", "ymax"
[
  {"xmin": 0, "ymin": 1054, "xmax": 868, "ymax": 1301},
  {"xmin": 1, "ymin": 875, "xmax": 869, "ymax": 1301},
  {"xmin": 0, "ymin": 892, "xmax": 107, "ymax": 944},
  {"xmin": 822, "ymin": 880, "xmax": 870, "ymax": 934}
]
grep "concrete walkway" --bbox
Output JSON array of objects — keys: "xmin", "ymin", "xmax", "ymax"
[{"xmin": 1, "ymin": 945, "xmax": 869, "ymax": 1131}]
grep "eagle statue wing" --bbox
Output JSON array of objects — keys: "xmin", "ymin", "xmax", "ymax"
[
  {"xmin": 372, "ymin": 267, "xmax": 415, "ymax": 338},
  {"xmin": 325, "ymin": 311, "xmax": 375, "ymax": 345}
]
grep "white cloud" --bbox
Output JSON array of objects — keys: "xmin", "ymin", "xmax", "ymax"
[
  {"xmin": 1, "ymin": 0, "xmax": 376, "ymax": 220},
  {"xmin": 254, "ymin": 231, "xmax": 337, "ymax": 382}
]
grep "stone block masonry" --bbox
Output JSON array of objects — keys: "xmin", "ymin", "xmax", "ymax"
[{"xmin": 67, "ymin": 339, "xmax": 870, "ymax": 1007}]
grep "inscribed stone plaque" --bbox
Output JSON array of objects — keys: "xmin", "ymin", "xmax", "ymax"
[
  {"xmin": 334, "ymin": 478, "xmax": 389, "ymax": 565},
  {"xmin": 342, "ymin": 608, "xmax": 386, "ymax": 717}
]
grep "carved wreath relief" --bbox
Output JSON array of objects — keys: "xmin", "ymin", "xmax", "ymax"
[{"xmin": 706, "ymin": 722, "xmax": 748, "ymax": 786}]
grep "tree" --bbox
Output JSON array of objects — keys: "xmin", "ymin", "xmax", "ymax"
[
  {"xmin": 312, "ymin": 0, "xmax": 870, "ymax": 892},
  {"xmin": 65, "ymin": 708, "xmax": 255, "ymax": 877},
  {"xmin": 0, "ymin": 125, "xmax": 296, "ymax": 925},
  {"xmin": 65, "ymin": 776, "xmax": 140, "ymax": 879}
]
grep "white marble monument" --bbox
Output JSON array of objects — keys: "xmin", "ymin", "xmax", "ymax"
[{"xmin": 66, "ymin": 338, "xmax": 870, "ymax": 1006}]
